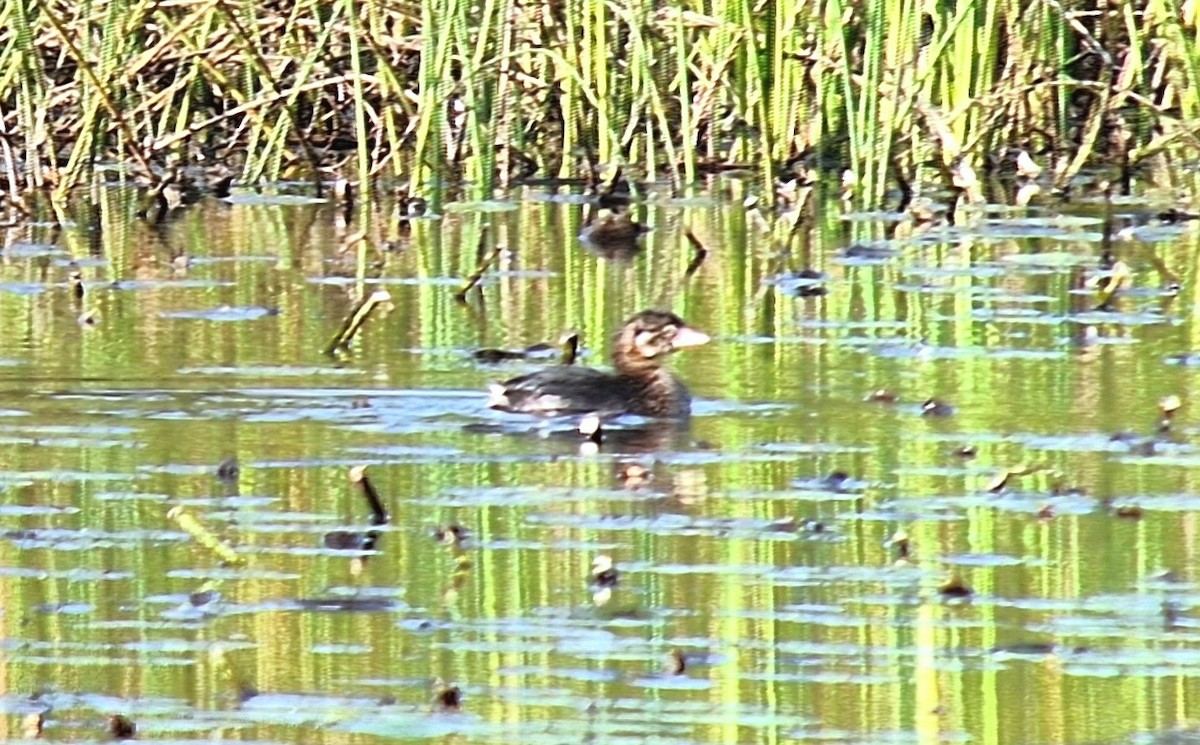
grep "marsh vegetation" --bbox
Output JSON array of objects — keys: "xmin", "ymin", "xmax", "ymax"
[
  {"xmin": 3, "ymin": 2, "xmax": 1200, "ymax": 743},
  {"xmin": 1, "ymin": 0, "xmax": 1198, "ymax": 208}
]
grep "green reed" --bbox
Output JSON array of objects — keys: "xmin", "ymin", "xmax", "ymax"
[{"xmin": 0, "ymin": 0, "xmax": 1199, "ymax": 206}]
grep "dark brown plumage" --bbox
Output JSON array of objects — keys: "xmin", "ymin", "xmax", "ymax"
[{"xmin": 487, "ymin": 310, "xmax": 709, "ymax": 419}]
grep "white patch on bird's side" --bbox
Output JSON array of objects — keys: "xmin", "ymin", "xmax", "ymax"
[
  {"xmin": 486, "ymin": 383, "xmax": 510, "ymax": 408},
  {"xmin": 533, "ymin": 395, "xmax": 568, "ymax": 413}
]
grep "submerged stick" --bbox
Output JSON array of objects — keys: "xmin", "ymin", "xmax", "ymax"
[
  {"xmin": 324, "ymin": 289, "xmax": 393, "ymax": 355},
  {"xmin": 167, "ymin": 505, "xmax": 244, "ymax": 566},
  {"xmin": 682, "ymin": 227, "xmax": 708, "ymax": 278},
  {"xmin": 349, "ymin": 465, "xmax": 389, "ymax": 525},
  {"xmin": 1093, "ymin": 260, "xmax": 1131, "ymax": 311},
  {"xmin": 68, "ymin": 262, "xmax": 85, "ymax": 303},
  {"xmin": 333, "ymin": 179, "xmax": 355, "ymax": 224},
  {"xmin": 454, "ymin": 234, "xmax": 501, "ymax": 303},
  {"xmin": 337, "ymin": 230, "xmax": 366, "ymax": 255}
]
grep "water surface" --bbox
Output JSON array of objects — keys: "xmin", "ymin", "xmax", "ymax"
[{"xmin": 1, "ymin": 183, "xmax": 1199, "ymax": 743}]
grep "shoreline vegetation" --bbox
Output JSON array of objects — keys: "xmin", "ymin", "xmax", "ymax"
[{"xmin": 0, "ymin": 0, "xmax": 1198, "ymax": 211}]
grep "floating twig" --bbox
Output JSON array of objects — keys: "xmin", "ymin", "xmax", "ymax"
[
  {"xmin": 455, "ymin": 246, "xmax": 502, "ymax": 302},
  {"xmin": 454, "ymin": 227, "xmax": 499, "ymax": 303},
  {"xmin": 168, "ymin": 505, "xmax": 244, "ymax": 566},
  {"xmin": 22, "ymin": 712, "xmax": 43, "ymax": 739},
  {"xmin": 68, "ymin": 261, "xmax": 85, "ymax": 302},
  {"xmin": 472, "ymin": 347, "xmax": 525, "ymax": 363},
  {"xmin": 598, "ymin": 166, "xmax": 632, "ymax": 208},
  {"xmin": 1159, "ymin": 394, "xmax": 1182, "ymax": 432},
  {"xmin": 211, "ymin": 175, "xmax": 234, "ymax": 199},
  {"xmin": 985, "ymin": 470, "xmax": 1011, "ymax": 494},
  {"xmin": 1093, "ymin": 260, "xmax": 1131, "ymax": 311},
  {"xmin": 349, "ymin": 465, "xmax": 389, "ymax": 526},
  {"xmin": 324, "ymin": 289, "xmax": 393, "ymax": 356},
  {"xmin": 682, "ymin": 227, "xmax": 708, "ymax": 278},
  {"xmin": 887, "ymin": 529, "xmax": 912, "ymax": 563},
  {"xmin": 664, "ymin": 648, "xmax": 687, "ymax": 676},
  {"xmin": 108, "ymin": 714, "xmax": 136, "ymax": 740},
  {"xmin": 591, "ymin": 554, "xmax": 618, "ymax": 588},
  {"xmin": 336, "ymin": 230, "xmax": 366, "ymax": 255},
  {"xmin": 333, "ymin": 178, "xmax": 355, "ymax": 223},
  {"xmin": 559, "ymin": 331, "xmax": 580, "ymax": 365}
]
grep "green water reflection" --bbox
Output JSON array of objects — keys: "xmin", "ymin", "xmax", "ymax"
[{"xmin": 0, "ymin": 184, "xmax": 1198, "ymax": 742}]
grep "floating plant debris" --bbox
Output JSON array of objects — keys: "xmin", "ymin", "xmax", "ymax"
[
  {"xmin": 1156, "ymin": 207, "xmax": 1200, "ymax": 223},
  {"xmin": 591, "ymin": 555, "xmax": 619, "ymax": 588},
  {"xmin": 865, "ymin": 389, "xmax": 899, "ymax": 404},
  {"xmin": 167, "ymin": 506, "xmax": 244, "ymax": 566},
  {"xmin": 333, "ymin": 178, "xmax": 355, "ymax": 222},
  {"xmin": 557, "ymin": 332, "xmax": 581, "ymax": 365},
  {"xmin": 108, "ymin": 713, "xmax": 136, "ymax": 740},
  {"xmin": 819, "ymin": 470, "xmax": 853, "ymax": 492},
  {"xmin": 323, "ymin": 531, "xmax": 375, "ymax": 551},
  {"xmin": 215, "ymin": 457, "xmax": 239, "ymax": 482},
  {"xmin": 295, "ymin": 596, "xmax": 402, "ymax": 613},
  {"xmin": 887, "ymin": 530, "xmax": 912, "ymax": 563},
  {"xmin": 473, "ymin": 331, "xmax": 581, "ymax": 365},
  {"xmin": 433, "ymin": 681, "xmax": 462, "ymax": 712},
  {"xmin": 986, "ymin": 470, "xmax": 1012, "ymax": 494},
  {"xmin": 683, "ymin": 227, "xmax": 709, "ymax": 278},
  {"xmin": 619, "ymin": 463, "xmax": 652, "ymax": 488},
  {"xmin": 433, "ymin": 524, "xmax": 468, "ymax": 547},
  {"xmin": 455, "ymin": 228, "xmax": 500, "ymax": 302},
  {"xmin": 336, "ymin": 230, "xmax": 366, "ymax": 255},
  {"xmin": 68, "ymin": 262, "xmax": 85, "ymax": 300},
  {"xmin": 579, "ymin": 209, "xmax": 649, "ymax": 251},
  {"xmin": 471, "ymin": 348, "xmax": 526, "ymax": 363},
  {"xmin": 1113, "ymin": 504, "xmax": 1144, "ymax": 520},
  {"xmin": 322, "ymin": 466, "xmax": 390, "ymax": 556},
  {"xmin": 324, "ymin": 290, "xmax": 394, "ymax": 355},
  {"xmin": 22, "ymin": 712, "xmax": 43, "ymax": 738},
  {"xmin": 921, "ymin": 398, "xmax": 955, "ymax": 417},
  {"xmin": 1159, "ymin": 394, "xmax": 1182, "ymax": 431},
  {"xmin": 788, "ymin": 268, "xmax": 828, "ymax": 297},
  {"xmin": 991, "ymin": 642, "xmax": 1056, "ymax": 655},
  {"xmin": 349, "ymin": 465, "xmax": 389, "ymax": 525},
  {"xmin": 938, "ymin": 574, "xmax": 973, "ymax": 599},
  {"xmin": 664, "ymin": 648, "xmax": 687, "ymax": 676},
  {"xmin": 1093, "ymin": 260, "xmax": 1132, "ymax": 310},
  {"xmin": 840, "ymin": 242, "xmax": 896, "ymax": 263}
]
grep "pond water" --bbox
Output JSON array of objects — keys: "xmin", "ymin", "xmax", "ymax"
[{"xmin": 1, "ymin": 181, "xmax": 1199, "ymax": 743}]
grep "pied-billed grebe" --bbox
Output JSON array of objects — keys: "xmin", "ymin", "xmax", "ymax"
[{"xmin": 486, "ymin": 310, "xmax": 709, "ymax": 419}]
